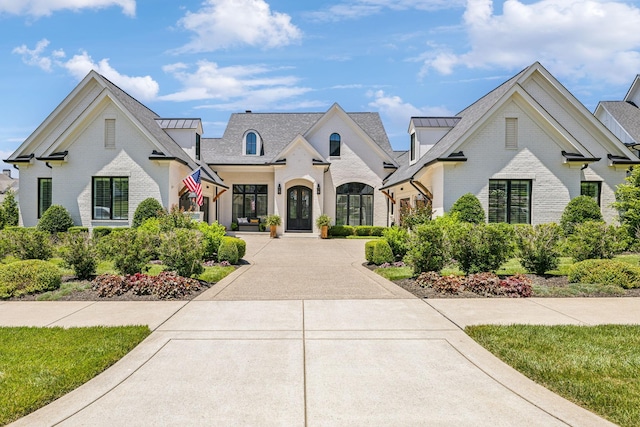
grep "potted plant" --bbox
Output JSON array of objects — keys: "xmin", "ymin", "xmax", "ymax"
[
  {"xmin": 264, "ymin": 214, "xmax": 281, "ymax": 238},
  {"xmin": 316, "ymin": 214, "xmax": 332, "ymax": 239}
]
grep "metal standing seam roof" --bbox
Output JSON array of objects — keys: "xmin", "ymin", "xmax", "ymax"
[
  {"xmin": 155, "ymin": 119, "xmax": 202, "ymax": 129},
  {"xmin": 411, "ymin": 117, "xmax": 461, "ymax": 128}
]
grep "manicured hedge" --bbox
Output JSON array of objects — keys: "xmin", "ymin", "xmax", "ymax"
[
  {"xmin": 568, "ymin": 259, "xmax": 640, "ymax": 289},
  {"xmin": 0, "ymin": 260, "xmax": 62, "ymax": 299}
]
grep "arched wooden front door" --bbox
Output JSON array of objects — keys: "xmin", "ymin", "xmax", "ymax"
[{"xmin": 287, "ymin": 186, "xmax": 312, "ymax": 231}]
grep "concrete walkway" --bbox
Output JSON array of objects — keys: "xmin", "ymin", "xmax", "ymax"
[{"xmin": 4, "ymin": 234, "xmax": 637, "ymax": 426}]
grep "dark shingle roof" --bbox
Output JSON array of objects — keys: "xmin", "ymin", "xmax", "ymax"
[
  {"xmin": 382, "ymin": 66, "xmax": 529, "ymax": 189},
  {"xmin": 201, "ymin": 111, "xmax": 393, "ymax": 165},
  {"xmin": 598, "ymin": 101, "xmax": 640, "ymax": 144},
  {"xmin": 99, "ymin": 75, "xmax": 225, "ymax": 187}
]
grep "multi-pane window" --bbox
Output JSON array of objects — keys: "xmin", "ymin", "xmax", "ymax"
[
  {"xmin": 245, "ymin": 132, "xmax": 257, "ymax": 155},
  {"xmin": 232, "ymin": 185, "xmax": 267, "ymax": 220},
  {"xmin": 581, "ymin": 181, "xmax": 601, "ymax": 206},
  {"xmin": 488, "ymin": 180, "xmax": 531, "ymax": 224},
  {"xmin": 38, "ymin": 178, "xmax": 52, "ymax": 218},
  {"xmin": 410, "ymin": 133, "xmax": 416, "ymax": 161},
  {"xmin": 330, "ymin": 133, "xmax": 341, "ymax": 157},
  {"xmin": 93, "ymin": 177, "xmax": 129, "ymax": 220},
  {"xmin": 195, "ymin": 133, "xmax": 201, "ymax": 160},
  {"xmin": 336, "ymin": 182, "xmax": 374, "ymax": 226}
]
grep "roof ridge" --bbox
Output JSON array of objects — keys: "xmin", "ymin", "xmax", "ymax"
[{"xmin": 97, "ymin": 72, "xmax": 160, "ymax": 118}]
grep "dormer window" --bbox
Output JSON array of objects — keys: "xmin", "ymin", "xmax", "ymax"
[
  {"xmin": 330, "ymin": 133, "xmax": 341, "ymax": 157},
  {"xmin": 410, "ymin": 132, "xmax": 416, "ymax": 161},
  {"xmin": 246, "ymin": 132, "xmax": 256, "ymax": 155},
  {"xmin": 244, "ymin": 131, "xmax": 262, "ymax": 156}
]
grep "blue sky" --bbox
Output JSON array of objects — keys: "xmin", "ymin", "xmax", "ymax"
[{"xmin": 3, "ymin": 0, "xmax": 640, "ymax": 174}]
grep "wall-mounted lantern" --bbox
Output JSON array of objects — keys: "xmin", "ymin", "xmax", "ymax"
[
  {"xmin": 277, "ymin": 184, "xmax": 281, "ymax": 194},
  {"xmin": 317, "ymin": 183, "xmax": 321, "ymax": 195}
]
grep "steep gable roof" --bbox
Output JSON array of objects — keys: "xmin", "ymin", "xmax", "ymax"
[
  {"xmin": 6, "ymin": 71, "xmax": 225, "ymax": 187},
  {"xmin": 201, "ymin": 105, "xmax": 394, "ymax": 165},
  {"xmin": 382, "ymin": 65, "xmax": 527, "ymax": 188},
  {"xmin": 383, "ymin": 62, "xmax": 640, "ymax": 189}
]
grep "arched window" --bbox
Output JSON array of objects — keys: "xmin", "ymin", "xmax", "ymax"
[
  {"xmin": 245, "ymin": 132, "xmax": 257, "ymax": 155},
  {"xmin": 336, "ymin": 182, "xmax": 374, "ymax": 226},
  {"xmin": 330, "ymin": 133, "xmax": 341, "ymax": 157}
]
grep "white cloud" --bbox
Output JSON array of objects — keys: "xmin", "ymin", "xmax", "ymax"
[
  {"xmin": 12, "ymin": 39, "xmax": 57, "ymax": 71},
  {"xmin": 421, "ymin": 0, "xmax": 640, "ymax": 84},
  {"xmin": 12, "ymin": 39, "xmax": 159, "ymax": 101},
  {"xmin": 161, "ymin": 60, "xmax": 312, "ymax": 110},
  {"xmin": 177, "ymin": 0, "xmax": 301, "ymax": 52},
  {"xmin": 367, "ymin": 90, "xmax": 452, "ymax": 130},
  {"xmin": 308, "ymin": 0, "xmax": 464, "ymax": 21},
  {"xmin": 0, "ymin": 0, "xmax": 135, "ymax": 17}
]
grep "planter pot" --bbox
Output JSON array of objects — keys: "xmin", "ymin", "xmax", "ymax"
[
  {"xmin": 320, "ymin": 225, "xmax": 328, "ymax": 239},
  {"xmin": 270, "ymin": 225, "xmax": 277, "ymax": 238}
]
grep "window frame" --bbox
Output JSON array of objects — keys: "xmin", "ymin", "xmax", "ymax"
[
  {"xmin": 488, "ymin": 179, "xmax": 532, "ymax": 224},
  {"xmin": 580, "ymin": 181, "xmax": 602, "ymax": 206},
  {"xmin": 232, "ymin": 184, "xmax": 268, "ymax": 220},
  {"xmin": 410, "ymin": 132, "xmax": 416, "ymax": 161},
  {"xmin": 37, "ymin": 177, "xmax": 52, "ymax": 219},
  {"xmin": 330, "ymin": 133, "xmax": 341, "ymax": 157},
  {"xmin": 244, "ymin": 131, "xmax": 261, "ymax": 156},
  {"xmin": 335, "ymin": 182, "xmax": 374, "ymax": 226},
  {"xmin": 195, "ymin": 133, "xmax": 201, "ymax": 161},
  {"xmin": 92, "ymin": 176, "xmax": 129, "ymax": 220}
]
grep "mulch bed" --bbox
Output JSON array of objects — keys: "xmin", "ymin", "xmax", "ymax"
[
  {"xmin": 7, "ymin": 277, "xmax": 217, "ymax": 302},
  {"xmin": 369, "ymin": 264, "xmax": 640, "ymax": 298}
]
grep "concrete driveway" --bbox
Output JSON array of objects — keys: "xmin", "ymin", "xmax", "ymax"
[{"xmin": 7, "ymin": 234, "xmax": 622, "ymax": 426}]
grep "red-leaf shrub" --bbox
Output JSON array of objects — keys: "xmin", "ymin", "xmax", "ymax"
[
  {"xmin": 465, "ymin": 272, "xmax": 501, "ymax": 296},
  {"xmin": 498, "ymin": 274, "xmax": 533, "ymax": 298},
  {"xmin": 416, "ymin": 271, "xmax": 463, "ymax": 295},
  {"xmin": 92, "ymin": 272, "xmax": 201, "ymax": 299}
]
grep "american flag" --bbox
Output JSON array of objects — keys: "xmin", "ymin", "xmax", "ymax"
[{"xmin": 183, "ymin": 168, "xmax": 203, "ymax": 206}]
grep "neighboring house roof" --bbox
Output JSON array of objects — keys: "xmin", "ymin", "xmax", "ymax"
[
  {"xmin": 201, "ymin": 108, "xmax": 394, "ymax": 165},
  {"xmin": 5, "ymin": 71, "xmax": 226, "ymax": 188},
  {"xmin": 597, "ymin": 101, "xmax": 640, "ymax": 145},
  {"xmin": 0, "ymin": 173, "xmax": 18, "ymax": 194}
]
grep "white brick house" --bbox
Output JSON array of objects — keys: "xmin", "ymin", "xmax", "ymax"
[
  {"xmin": 5, "ymin": 71, "xmax": 227, "ymax": 229},
  {"xmin": 382, "ymin": 62, "xmax": 640, "ymax": 225},
  {"xmin": 7, "ymin": 63, "xmax": 637, "ymax": 231}
]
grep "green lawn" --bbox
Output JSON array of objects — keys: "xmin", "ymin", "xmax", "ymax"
[
  {"xmin": 0, "ymin": 326, "xmax": 150, "ymax": 425},
  {"xmin": 466, "ymin": 324, "xmax": 640, "ymax": 427}
]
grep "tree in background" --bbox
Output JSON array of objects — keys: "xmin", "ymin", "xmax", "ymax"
[
  {"xmin": 613, "ymin": 166, "xmax": 640, "ymax": 239},
  {"xmin": 2, "ymin": 189, "xmax": 19, "ymax": 227}
]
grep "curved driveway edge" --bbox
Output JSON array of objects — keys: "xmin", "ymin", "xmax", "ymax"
[{"xmin": 7, "ymin": 235, "xmax": 625, "ymax": 426}]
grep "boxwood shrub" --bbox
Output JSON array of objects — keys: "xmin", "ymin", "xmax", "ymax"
[
  {"xmin": 0, "ymin": 259, "xmax": 62, "ymax": 299},
  {"xmin": 568, "ymin": 259, "xmax": 640, "ymax": 289},
  {"xmin": 67, "ymin": 226, "xmax": 89, "ymax": 233},
  {"xmin": 372, "ymin": 239, "xmax": 394, "ymax": 265},
  {"xmin": 328, "ymin": 225, "xmax": 355, "ymax": 237},
  {"xmin": 92, "ymin": 226, "xmax": 113, "ymax": 239},
  {"xmin": 365, "ymin": 240, "xmax": 376, "ymax": 263},
  {"xmin": 37, "ymin": 205, "xmax": 74, "ymax": 233},
  {"xmin": 218, "ymin": 238, "xmax": 239, "ymax": 265}
]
